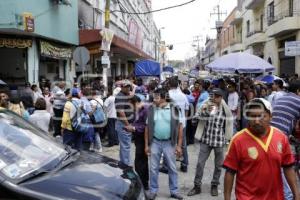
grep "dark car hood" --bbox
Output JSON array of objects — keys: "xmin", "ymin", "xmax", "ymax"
[{"xmin": 18, "ymin": 152, "xmax": 142, "ymax": 200}]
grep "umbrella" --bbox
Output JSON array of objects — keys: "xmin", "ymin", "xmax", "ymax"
[
  {"xmin": 256, "ymin": 75, "xmax": 280, "ymax": 83},
  {"xmin": 206, "ymin": 52, "xmax": 275, "ymax": 74}
]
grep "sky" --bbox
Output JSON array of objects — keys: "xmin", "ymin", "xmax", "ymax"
[{"xmin": 152, "ymin": 0, "xmax": 237, "ymax": 61}]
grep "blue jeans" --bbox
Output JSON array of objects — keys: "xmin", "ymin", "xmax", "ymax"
[
  {"xmin": 116, "ymin": 120, "xmax": 132, "ymax": 166},
  {"xmin": 282, "ymin": 170, "xmax": 293, "ymax": 200},
  {"xmin": 162, "ymin": 128, "xmax": 188, "ymax": 169},
  {"xmin": 63, "ymin": 129, "xmax": 83, "ymax": 150},
  {"xmin": 150, "ymin": 139, "xmax": 179, "ymax": 195}
]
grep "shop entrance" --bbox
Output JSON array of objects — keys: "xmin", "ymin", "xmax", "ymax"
[{"xmin": 0, "ymin": 47, "xmax": 27, "ymax": 85}]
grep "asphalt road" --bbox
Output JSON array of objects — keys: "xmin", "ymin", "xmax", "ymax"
[{"xmin": 102, "ymin": 142, "xmax": 234, "ymax": 200}]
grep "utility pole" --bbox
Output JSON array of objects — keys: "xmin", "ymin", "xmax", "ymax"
[
  {"xmin": 102, "ymin": 0, "xmax": 110, "ymax": 96},
  {"xmin": 193, "ymin": 35, "xmax": 203, "ymax": 64},
  {"xmin": 210, "ymin": 5, "xmax": 227, "ymax": 57}
]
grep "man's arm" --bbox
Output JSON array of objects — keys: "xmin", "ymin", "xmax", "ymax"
[
  {"xmin": 144, "ymin": 125, "xmax": 150, "ymax": 156},
  {"xmin": 224, "ymin": 170, "xmax": 235, "ymax": 200},
  {"xmin": 283, "ymin": 167, "xmax": 300, "ymax": 200},
  {"xmin": 117, "ymin": 110, "xmax": 130, "ymax": 126},
  {"xmin": 176, "ymin": 123, "xmax": 183, "ymax": 156}
]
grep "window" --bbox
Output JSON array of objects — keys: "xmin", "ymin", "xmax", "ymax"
[
  {"xmin": 267, "ymin": 2, "xmax": 275, "ymax": 25},
  {"xmin": 247, "ymin": 20, "xmax": 250, "ymax": 35},
  {"xmin": 260, "ymin": 14, "xmax": 264, "ymax": 31},
  {"xmin": 289, "ymin": 0, "xmax": 294, "ymax": 16}
]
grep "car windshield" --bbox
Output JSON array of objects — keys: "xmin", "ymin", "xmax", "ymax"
[{"xmin": 0, "ymin": 109, "xmax": 66, "ymax": 180}]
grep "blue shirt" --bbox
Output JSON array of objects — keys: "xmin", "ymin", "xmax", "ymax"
[
  {"xmin": 271, "ymin": 93, "xmax": 300, "ymax": 135},
  {"xmin": 154, "ymin": 104, "xmax": 171, "ymax": 140},
  {"xmin": 197, "ymin": 91, "xmax": 209, "ymax": 109}
]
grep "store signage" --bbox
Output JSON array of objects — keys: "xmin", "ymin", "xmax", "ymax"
[
  {"xmin": 0, "ymin": 38, "xmax": 32, "ymax": 48},
  {"xmin": 100, "ymin": 28, "xmax": 114, "ymax": 51},
  {"xmin": 101, "ymin": 55, "xmax": 110, "ymax": 65},
  {"xmin": 285, "ymin": 41, "xmax": 300, "ymax": 56},
  {"xmin": 23, "ymin": 13, "xmax": 34, "ymax": 32},
  {"xmin": 40, "ymin": 40, "xmax": 72, "ymax": 59}
]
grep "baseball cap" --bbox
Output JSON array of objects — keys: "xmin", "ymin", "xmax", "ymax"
[
  {"xmin": 71, "ymin": 88, "xmax": 80, "ymax": 97},
  {"xmin": 210, "ymin": 88, "xmax": 223, "ymax": 97},
  {"xmin": 248, "ymin": 98, "xmax": 272, "ymax": 114},
  {"xmin": 121, "ymin": 79, "xmax": 132, "ymax": 87}
]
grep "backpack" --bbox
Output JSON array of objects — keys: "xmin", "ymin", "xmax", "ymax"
[
  {"xmin": 90, "ymin": 99, "xmax": 107, "ymax": 125},
  {"xmin": 70, "ymin": 100, "xmax": 90, "ymax": 134}
]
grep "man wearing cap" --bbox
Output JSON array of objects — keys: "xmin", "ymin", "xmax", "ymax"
[
  {"xmin": 115, "ymin": 80, "xmax": 135, "ymax": 166},
  {"xmin": 188, "ymin": 88, "xmax": 233, "ymax": 197},
  {"xmin": 223, "ymin": 98, "xmax": 300, "ymax": 200},
  {"xmin": 61, "ymin": 88, "xmax": 83, "ymax": 150}
]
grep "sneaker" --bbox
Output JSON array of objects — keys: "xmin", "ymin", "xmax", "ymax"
[
  {"xmin": 170, "ymin": 193, "xmax": 183, "ymax": 200},
  {"xmin": 147, "ymin": 192, "xmax": 157, "ymax": 200},
  {"xmin": 180, "ymin": 165, "xmax": 187, "ymax": 173},
  {"xmin": 89, "ymin": 143, "xmax": 94, "ymax": 152},
  {"xmin": 95, "ymin": 148, "xmax": 103, "ymax": 153},
  {"xmin": 211, "ymin": 185, "xmax": 218, "ymax": 196},
  {"xmin": 187, "ymin": 186, "xmax": 201, "ymax": 196}
]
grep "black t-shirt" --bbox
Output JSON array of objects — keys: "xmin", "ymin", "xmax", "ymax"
[{"xmin": 115, "ymin": 92, "xmax": 134, "ymax": 123}]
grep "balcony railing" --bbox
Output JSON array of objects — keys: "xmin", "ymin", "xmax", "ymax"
[
  {"xmin": 246, "ymin": 30, "xmax": 263, "ymax": 38},
  {"xmin": 268, "ymin": 9, "xmax": 300, "ymax": 26}
]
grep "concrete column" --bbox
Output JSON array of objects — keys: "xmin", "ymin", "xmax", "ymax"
[
  {"xmin": 117, "ymin": 58, "xmax": 121, "ymax": 76},
  {"xmin": 27, "ymin": 39, "xmax": 39, "ymax": 84},
  {"xmin": 59, "ymin": 60, "xmax": 64, "ymax": 79},
  {"xmin": 125, "ymin": 63, "xmax": 128, "ymax": 76}
]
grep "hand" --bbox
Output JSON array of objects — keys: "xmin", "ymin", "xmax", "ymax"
[
  {"xmin": 124, "ymin": 125, "xmax": 135, "ymax": 132},
  {"xmin": 145, "ymin": 146, "xmax": 150, "ymax": 156},
  {"xmin": 175, "ymin": 145, "xmax": 182, "ymax": 157}
]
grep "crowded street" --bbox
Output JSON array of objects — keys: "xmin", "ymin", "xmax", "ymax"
[{"xmin": 0, "ymin": 0, "xmax": 300, "ymax": 200}]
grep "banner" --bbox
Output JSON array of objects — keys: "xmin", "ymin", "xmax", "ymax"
[
  {"xmin": 100, "ymin": 28, "xmax": 114, "ymax": 51},
  {"xmin": 40, "ymin": 40, "xmax": 72, "ymax": 59},
  {"xmin": 0, "ymin": 38, "xmax": 32, "ymax": 48}
]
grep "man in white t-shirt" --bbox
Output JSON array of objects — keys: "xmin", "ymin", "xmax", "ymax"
[{"xmin": 227, "ymin": 82, "xmax": 239, "ymax": 134}]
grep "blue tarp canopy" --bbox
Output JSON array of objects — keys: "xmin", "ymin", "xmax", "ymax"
[
  {"xmin": 162, "ymin": 66, "xmax": 174, "ymax": 73},
  {"xmin": 135, "ymin": 60, "xmax": 160, "ymax": 77}
]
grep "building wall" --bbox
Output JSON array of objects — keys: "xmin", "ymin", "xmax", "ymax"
[
  {"xmin": 0, "ymin": 0, "xmax": 78, "ymax": 45},
  {"xmin": 220, "ymin": 8, "xmax": 237, "ymax": 53}
]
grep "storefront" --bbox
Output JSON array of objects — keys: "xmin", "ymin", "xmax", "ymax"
[{"xmin": 0, "ymin": 37, "xmax": 32, "ymax": 85}]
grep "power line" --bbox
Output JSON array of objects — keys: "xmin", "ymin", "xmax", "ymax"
[{"xmin": 111, "ymin": 0, "xmax": 197, "ymax": 15}]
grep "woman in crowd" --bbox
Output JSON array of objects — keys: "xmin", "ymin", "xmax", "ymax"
[{"xmin": 29, "ymin": 98, "xmax": 51, "ymax": 133}]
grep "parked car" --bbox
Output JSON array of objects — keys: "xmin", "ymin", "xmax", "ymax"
[{"xmin": 0, "ymin": 108, "xmax": 145, "ymax": 200}]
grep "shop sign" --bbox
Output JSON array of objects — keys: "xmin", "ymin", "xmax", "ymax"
[
  {"xmin": 100, "ymin": 28, "xmax": 114, "ymax": 51},
  {"xmin": 101, "ymin": 55, "xmax": 110, "ymax": 65},
  {"xmin": 40, "ymin": 40, "xmax": 72, "ymax": 59},
  {"xmin": 0, "ymin": 38, "xmax": 32, "ymax": 48},
  {"xmin": 285, "ymin": 41, "xmax": 300, "ymax": 56},
  {"xmin": 23, "ymin": 13, "xmax": 35, "ymax": 32}
]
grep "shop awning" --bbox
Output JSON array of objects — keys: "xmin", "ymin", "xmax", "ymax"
[
  {"xmin": 79, "ymin": 29, "xmax": 153, "ymax": 59},
  {"xmin": 135, "ymin": 60, "xmax": 160, "ymax": 76}
]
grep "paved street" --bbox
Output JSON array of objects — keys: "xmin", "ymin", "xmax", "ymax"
[{"xmin": 102, "ymin": 142, "xmax": 233, "ymax": 200}]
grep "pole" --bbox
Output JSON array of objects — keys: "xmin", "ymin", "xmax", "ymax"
[{"xmin": 102, "ymin": 0, "xmax": 110, "ymax": 96}]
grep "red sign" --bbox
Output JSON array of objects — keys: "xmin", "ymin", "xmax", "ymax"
[{"xmin": 25, "ymin": 16, "xmax": 34, "ymax": 32}]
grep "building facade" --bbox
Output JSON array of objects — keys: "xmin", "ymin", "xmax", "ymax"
[
  {"xmin": 0, "ymin": 0, "xmax": 79, "ymax": 86},
  {"xmin": 219, "ymin": 0, "xmax": 300, "ymax": 75},
  {"xmin": 79, "ymin": 0, "xmax": 160, "ymax": 87}
]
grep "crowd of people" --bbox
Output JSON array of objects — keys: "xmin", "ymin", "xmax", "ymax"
[{"xmin": 0, "ymin": 72, "xmax": 300, "ymax": 200}]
